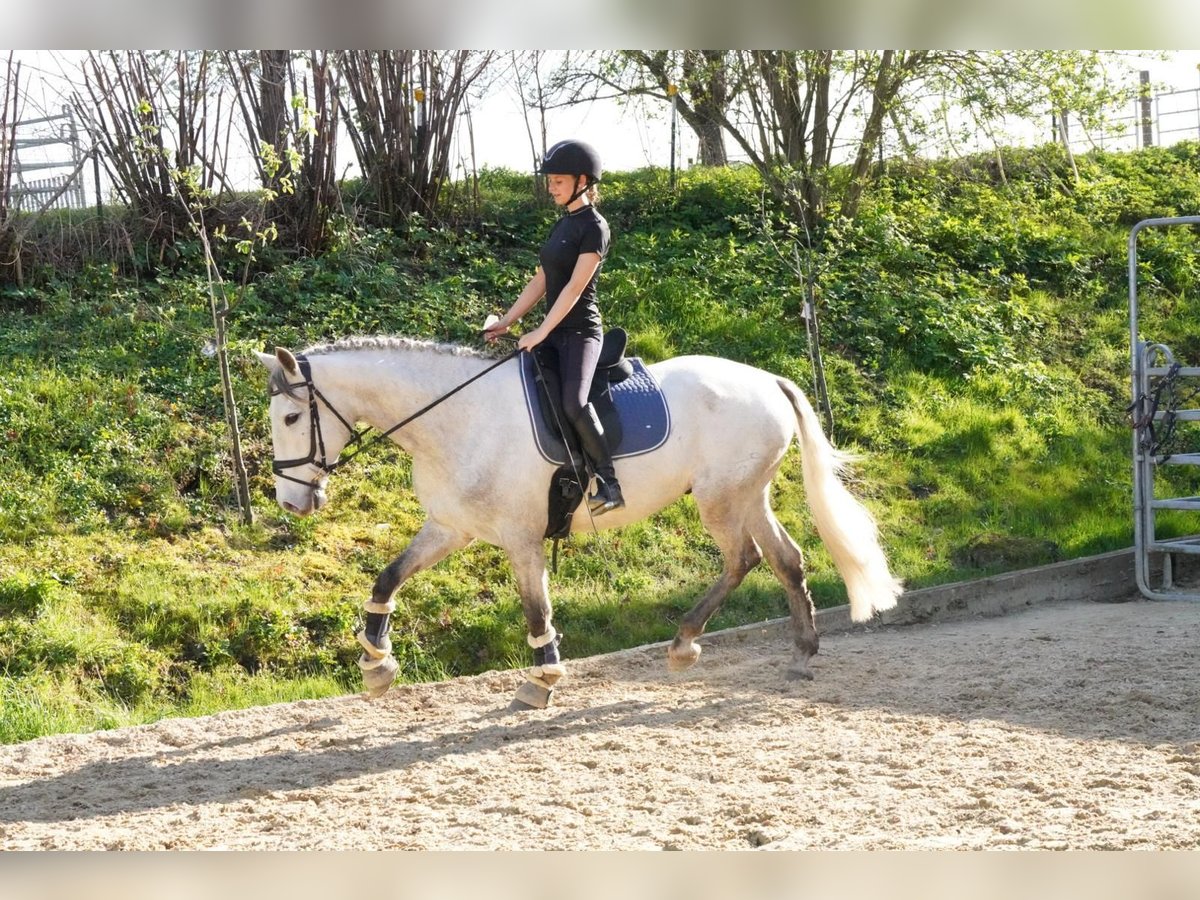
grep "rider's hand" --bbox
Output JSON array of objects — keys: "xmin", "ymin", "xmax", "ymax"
[
  {"xmin": 518, "ymin": 328, "xmax": 546, "ymax": 352},
  {"xmin": 483, "ymin": 320, "xmax": 510, "ymax": 343}
]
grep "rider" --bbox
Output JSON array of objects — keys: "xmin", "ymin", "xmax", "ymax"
[{"xmin": 484, "ymin": 138, "xmax": 624, "ymax": 515}]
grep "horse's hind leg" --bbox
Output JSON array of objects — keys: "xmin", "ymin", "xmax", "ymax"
[
  {"xmin": 505, "ymin": 542, "xmax": 564, "ymax": 709},
  {"xmin": 667, "ymin": 508, "xmax": 762, "ymax": 672},
  {"xmin": 750, "ymin": 502, "xmax": 819, "ymax": 680},
  {"xmin": 359, "ymin": 519, "xmax": 471, "ymax": 697}
]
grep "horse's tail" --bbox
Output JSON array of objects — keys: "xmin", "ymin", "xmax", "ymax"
[{"xmin": 778, "ymin": 378, "xmax": 903, "ymax": 622}]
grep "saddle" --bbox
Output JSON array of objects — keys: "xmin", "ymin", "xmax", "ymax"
[
  {"xmin": 519, "ymin": 328, "xmax": 671, "ymax": 543},
  {"xmin": 531, "ymin": 328, "xmax": 634, "ymax": 463}
]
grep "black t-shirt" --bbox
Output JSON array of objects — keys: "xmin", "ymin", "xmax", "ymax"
[{"xmin": 539, "ymin": 205, "xmax": 610, "ymax": 333}]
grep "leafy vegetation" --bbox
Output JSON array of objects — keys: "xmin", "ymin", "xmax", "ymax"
[{"xmin": 5, "ymin": 142, "xmax": 1200, "ymax": 742}]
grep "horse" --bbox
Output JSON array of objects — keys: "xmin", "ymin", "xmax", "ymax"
[{"xmin": 254, "ymin": 336, "xmax": 902, "ymax": 708}]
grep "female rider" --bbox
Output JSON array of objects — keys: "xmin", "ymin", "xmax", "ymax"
[{"xmin": 484, "ymin": 139, "xmax": 624, "ymax": 514}]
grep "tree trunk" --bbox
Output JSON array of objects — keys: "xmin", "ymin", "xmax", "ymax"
[
  {"xmin": 799, "ymin": 54, "xmax": 832, "ymax": 227},
  {"xmin": 839, "ymin": 57, "xmax": 890, "ymax": 219},
  {"xmin": 258, "ymin": 51, "xmax": 290, "ymax": 189},
  {"xmin": 681, "ymin": 51, "xmax": 728, "ymax": 166},
  {"xmin": 692, "ymin": 115, "xmax": 727, "ymax": 166},
  {"xmin": 810, "ymin": 51, "xmax": 832, "ymax": 172},
  {"xmin": 840, "ymin": 51, "xmax": 923, "ymax": 221},
  {"xmin": 627, "ymin": 51, "xmax": 731, "ymax": 169}
]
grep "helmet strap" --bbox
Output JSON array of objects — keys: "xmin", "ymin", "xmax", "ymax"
[{"xmin": 566, "ymin": 175, "xmax": 591, "ymax": 207}]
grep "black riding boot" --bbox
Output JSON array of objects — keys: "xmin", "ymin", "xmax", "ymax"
[{"xmin": 572, "ymin": 403, "xmax": 625, "ymax": 514}]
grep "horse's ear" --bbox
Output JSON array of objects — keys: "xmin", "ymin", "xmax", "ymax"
[
  {"xmin": 274, "ymin": 347, "xmax": 300, "ymax": 376},
  {"xmin": 254, "ymin": 350, "xmax": 279, "ymax": 371}
]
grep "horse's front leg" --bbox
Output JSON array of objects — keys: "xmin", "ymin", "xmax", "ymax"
[
  {"xmin": 505, "ymin": 542, "xmax": 563, "ymax": 710},
  {"xmin": 358, "ymin": 519, "xmax": 471, "ymax": 697}
]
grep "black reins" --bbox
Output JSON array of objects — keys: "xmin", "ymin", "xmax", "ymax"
[{"xmin": 270, "ymin": 349, "xmax": 521, "ymax": 488}]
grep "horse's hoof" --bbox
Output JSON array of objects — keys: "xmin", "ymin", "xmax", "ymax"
[
  {"xmin": 787, "ymin": 648, "xmax": 816, "ymax": 681},
  {"xmin": 667, "ymin": 642, "xmax": 701, "ymax": 672},
  {"xmin": 359, "ymin": 654, "xmax": 399, "ymax": 698},
  {"xmin": 530, "ymin": 663, "xmax": 565, "ymax": 687},
  {"xmin": 513, "ymin": 678, "xmax": 554, "ymax": 709}
]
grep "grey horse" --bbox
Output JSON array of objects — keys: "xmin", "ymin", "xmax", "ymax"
[{"xmin": 256, "ymin": 338, "xmax": 901, "ymax": 707}]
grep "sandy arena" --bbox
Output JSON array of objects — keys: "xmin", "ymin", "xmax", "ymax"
[{"xmin": 1, "ymin": 598, "xmax": 1197, "ymax": 850}]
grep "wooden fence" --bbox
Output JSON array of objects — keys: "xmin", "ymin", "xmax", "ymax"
[
  {"xmin": 6, "ymin": 106, "xmax": 89, "ymax": 212},
  {"xmin": 10, "ymin": 171, "xmax": 85, "ymax": 211}
]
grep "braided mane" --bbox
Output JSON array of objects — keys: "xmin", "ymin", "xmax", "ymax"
[
  {"xmin": 267, "ymin": 335, "xmax": 500, "ymax": 399},
  {"xmin": 301, "ymin": 335, "xmax": 495, "ymax": 359}
]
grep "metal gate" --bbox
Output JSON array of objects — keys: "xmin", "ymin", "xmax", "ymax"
[{"xmin": 1130, "ymin": 216, "xmax": 1200, "ymax": 600}]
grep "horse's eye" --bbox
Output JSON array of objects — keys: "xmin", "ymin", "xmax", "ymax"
[{"xmin": 284, "ymin": 413, "xmax": 301, "ymax": 426}]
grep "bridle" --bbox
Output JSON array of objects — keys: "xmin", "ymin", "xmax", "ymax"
[
  {"xmin": 269, "ymin": 349, "xmax": 520, "ymax": 490},
  {"xmin": 270, "ymin": 356, "xmax": 365, "ymax": 488}
]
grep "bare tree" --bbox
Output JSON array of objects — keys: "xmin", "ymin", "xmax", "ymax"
[
  {"xmin": 550, "ymin": 51, "xmax": 733, "ymax": 168},
  {"xmin": 291, "ymin": 52, "xmax": 341, "ymax": 246},
  {"xmin": 507, "ymin": 50, "xmax": 553, "ymax": 202},
  {"xmin": 225, "ymin": 50, "xmax": 341, "ymax": 252},
  {"xmin": 337, "ymin": 51, "xmax": 494, "ymax": 224},
  {"xmin": 509, "ymin": 51, "xmax": 550, "ymax": 170},
  {"xmin": 705, "ymin": 51, "xmax": 924, "ymax": 228},
  {"xmin": 622, "ymin": 51, "xmax": 731, "ymax": 166},
  {"xmin": 705, "ymin": 51, "xmax": 1133, "ymax": 228},
  {"xmin": 72, "ymin": 51, "xmax": 234, "ymax": 249}
]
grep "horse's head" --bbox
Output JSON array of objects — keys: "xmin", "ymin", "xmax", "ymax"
[{"xmin": 255, "ymin": 347, "xmax": 353, "ymax": 516}]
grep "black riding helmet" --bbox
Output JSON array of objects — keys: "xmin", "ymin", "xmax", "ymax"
[
  {"xmin": 538, "ymin": 139, "xmax": 602, "ymax": 182},
  {"xmin": 538, "ymin": 140, "xmax": 602, "ymax": 204}
]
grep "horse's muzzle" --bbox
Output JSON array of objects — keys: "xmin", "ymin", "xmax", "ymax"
[{"xmin": 280, "ymin": 487, "xmax": 327, "ymax": 516}]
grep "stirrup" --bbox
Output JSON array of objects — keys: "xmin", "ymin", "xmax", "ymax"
[{"xmin": 588, "ymin": 479, "xmax": 625, "ymax": 515}]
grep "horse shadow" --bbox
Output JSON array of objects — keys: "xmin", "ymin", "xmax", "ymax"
[{"xmin": 0, "ymin": 698, "xmax": 724, "ymax": 825}]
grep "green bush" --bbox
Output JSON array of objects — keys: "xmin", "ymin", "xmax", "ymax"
[{"xmin": 0, "ymin": 361, "xmax": 222, "ymax": 538}]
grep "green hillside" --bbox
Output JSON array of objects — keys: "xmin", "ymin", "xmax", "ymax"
[{"xmin": 4, "ymin": 141, "xmax": 1200, "ymax": 742}]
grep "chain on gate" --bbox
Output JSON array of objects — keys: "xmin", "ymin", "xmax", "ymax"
[{"xmin": 1130, "ymin": 361, "xmax": 1200, "ymax": 459}]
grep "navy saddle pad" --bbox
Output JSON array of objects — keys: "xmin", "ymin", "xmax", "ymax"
[{"xmin": 519, "ymin": 352, "xmax": 671, "ymax": 466}]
